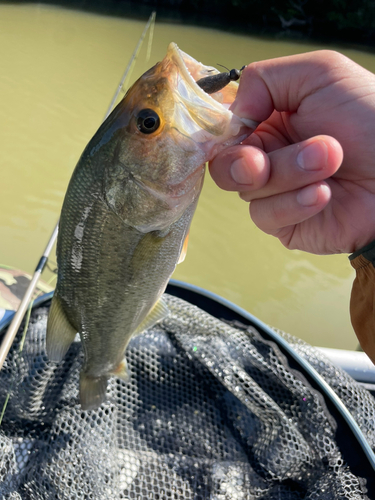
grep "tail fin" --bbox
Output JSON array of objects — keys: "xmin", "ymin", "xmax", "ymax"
[{"xmin": 80, "ymin": 372, "xmax": 108, "ymax": 411}]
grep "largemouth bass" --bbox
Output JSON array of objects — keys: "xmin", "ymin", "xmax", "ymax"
[{"xmin": 46, "ymin": 43, "xmax": 256, "ymax": 410}]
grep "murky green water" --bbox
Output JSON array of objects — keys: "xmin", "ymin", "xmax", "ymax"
[{"xmin": 1, "ymin": 3, "xmax": 374, "ymax": 349}]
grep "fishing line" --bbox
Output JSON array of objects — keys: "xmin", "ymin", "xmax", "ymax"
[
  {"xmin": 46, "ymin": 260, "xmax": 58, "ymax": 274},
  {"xmin": 0, "ymin": 11, "xmax": 157, "ymax": 377}
]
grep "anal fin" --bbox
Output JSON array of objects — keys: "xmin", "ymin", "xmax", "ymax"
[
  {"xmin": 46, "ymin": 292, "xmax": 77, "ymax": 362},
  {"xmin": 110, "ymin": 358, "xmax": 129, "ymax": 381},
  {"xmin": 80, "ymin": 373, "xmax": 108, "ymax": 411},
  {"xmin": 133, "ymin": 297, "xmax": 169, "ymax": 336}
]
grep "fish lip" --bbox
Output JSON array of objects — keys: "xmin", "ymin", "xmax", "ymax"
[
  {"xmin": 168, "ymin": 42, "xmax": 226, "ymax": 108},
  {"xmin": 168, "ymin": 43, "xmax": 209, "ymax": 91},
  {"xmin": 167, "ymin": 42, "xmax": 259, "ymax": 130}
]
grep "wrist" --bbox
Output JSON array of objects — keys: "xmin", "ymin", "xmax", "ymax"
[{"xmin": 349, "ymin": 239, "xmax": 375, "ymax": 263}]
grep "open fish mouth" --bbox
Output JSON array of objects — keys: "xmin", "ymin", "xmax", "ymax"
[
  {"xmin": 160, "ymin": 43, "xmax": 258, "ymax": 159},
  {"xmin": 166, "ymin": 42, "xmax": 259, "ymax": 131}
]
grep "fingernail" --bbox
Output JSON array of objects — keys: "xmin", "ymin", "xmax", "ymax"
[
  {"xmin": 230, "ymin": 100, "xmax": 241, "ymax": 115},
  {"xmin": 297, "ymin": 141, "xmax": 328, "ymax": 171},
  {"xmin": 230, "ymin": 158, "xmax": 252, "ymax": 185},
  {"xmin": 230, "ymin": 102, "xmax": 259, "ymax": 129},
  {"xmin": 297, "ymin": 185, "xmax": 319, "ymax": 206}
]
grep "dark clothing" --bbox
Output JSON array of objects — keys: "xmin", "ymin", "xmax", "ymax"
[{"xmin": 350, "ymin": 240, "xmax": 375, "ymax": 363}]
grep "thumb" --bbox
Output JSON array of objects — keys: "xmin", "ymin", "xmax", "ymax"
[{"xmin": 231, "ymin": 50, "xmax": 352, "ymax": 124}]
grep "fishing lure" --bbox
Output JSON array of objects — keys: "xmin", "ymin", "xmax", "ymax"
[{"xmin": 196, "ymin": 65, "xmax": 246, "ymax": 94}]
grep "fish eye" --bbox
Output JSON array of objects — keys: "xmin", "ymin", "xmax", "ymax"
[{"xmin": 136, "ymin": 109, "xmax": 160, "ymax": 134}]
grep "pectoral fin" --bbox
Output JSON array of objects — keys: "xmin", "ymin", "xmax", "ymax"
[
  {"xmin": 46, "ymin": 292, "xmax": 77, "ymax": 362},
  {"xmin": 133, "ymin": 297, "xmax": 169, "ymax": 336},
  {"xmin": 178, "ymin": 232, "xmax": 189, "ymax": 264}
]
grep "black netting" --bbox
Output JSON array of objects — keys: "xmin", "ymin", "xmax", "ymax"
[{"xmin": 0, "ymin": 294, "xmax": 374, "ymax": 499}]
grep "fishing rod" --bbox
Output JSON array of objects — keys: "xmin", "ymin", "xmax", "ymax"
[
  {"xmin": 0, "ymin": 11, "xmax": 156, "ymax": 370},
  {"xmin": 105, "ymin": 11, "xmax": 156, "ymax": 118}
]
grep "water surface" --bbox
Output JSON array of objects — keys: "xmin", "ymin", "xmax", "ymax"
[{"xmin": 1, "ymin": 3, "xmax": 373, "ymax": 349}]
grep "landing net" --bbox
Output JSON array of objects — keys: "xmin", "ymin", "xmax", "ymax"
[{"xmin": 1, "ymin": 294, "xmax": 374, "ymax": 499}]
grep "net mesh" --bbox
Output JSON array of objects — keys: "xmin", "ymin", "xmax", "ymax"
[{"xmin": 0, "ymin": 294, "xmax": 374, "ymax": 499}]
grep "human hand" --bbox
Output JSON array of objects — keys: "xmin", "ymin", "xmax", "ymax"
[{"xmin": 209, "ymin": 51, "xmax": 375, "ymax": 255}]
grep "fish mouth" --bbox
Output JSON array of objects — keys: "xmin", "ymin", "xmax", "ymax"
[
  {"xmin": 167, "ymin": 42, "xmax": 259, "ymax": 131},
  {"xmin": 163, "ymin": 43, "xmax": 258, "ymax": 160}
]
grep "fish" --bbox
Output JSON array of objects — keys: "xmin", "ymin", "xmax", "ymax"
[{"xmin": 46, "ymin": 43, "xmax": 257, "ymax": 411}]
